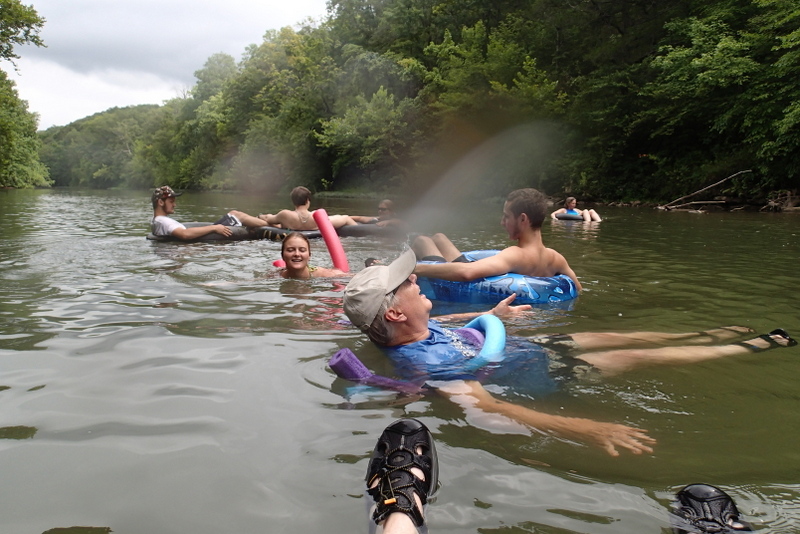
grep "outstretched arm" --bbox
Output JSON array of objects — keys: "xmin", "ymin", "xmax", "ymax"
[
  {"xmin": 438, "ymin": 380, "xmax": 656, "ymax": 457},
  {"xmin": 434, "ymin": 293, "xmax": 531, "ymax": 323},
  {"xmin": 413, "ymin": 251, "xmax": 514, "ymax": 282},
  {"xmin": 172, "ymin": 224, "xmax": 232, "ymax": 240},
  {"xmin": 551, "ymin": 208, "xmax": 566, "ymax": 219}
]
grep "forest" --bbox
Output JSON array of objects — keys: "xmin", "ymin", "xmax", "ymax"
[{"xmin": 4, "ymin": 0, "xmax": 800, "ymax": 202}]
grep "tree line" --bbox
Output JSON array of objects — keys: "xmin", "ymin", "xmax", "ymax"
[{"xmin": 6, "ymin": 0, "xmax": 800, "ymax": 202}]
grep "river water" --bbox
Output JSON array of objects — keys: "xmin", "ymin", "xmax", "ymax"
[{"xmin": 1, "ymin": 188, "xmax": 798, "ymax": 533}]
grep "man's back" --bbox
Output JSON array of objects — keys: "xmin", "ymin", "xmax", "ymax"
[{"xmin": 267, "ymin": 209, "xmax": 319, "ymax": 230}]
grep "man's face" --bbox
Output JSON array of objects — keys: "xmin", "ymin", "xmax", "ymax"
[
  {"xmin": 377, "ymin": 201, "xmax": 392, "ymax": 219},
  {"xmin": 500, "ymin": 202, "xmax": 521, "ymax": 239},
  {"xmin": 161, "ymin": 197, "xmax": 177, "ymax": 214},
  {"xmin": 391, "ymin": 274, "xmax": 431, "ymax": 321}
]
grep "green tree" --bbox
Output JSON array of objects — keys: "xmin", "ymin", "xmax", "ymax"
[
  {"xmin": 0, "ymin": 0, "xmax": 44, "ymax": 65},
  {"xmin": 0, "ymin": 70, "xmax": 49, "ymax": 187},
  {"xmin": 0, "ymin": 0, "xmax": 47, "ymax": 188}
]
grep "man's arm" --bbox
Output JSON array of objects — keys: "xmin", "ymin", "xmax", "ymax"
[
  {"xmin": 413, "ymin": 249, "xmax": 517, "ymax": 282},
  {"xmin": 550, "ymin": 252, "xmax": 583, "ymax": 291},
  {"xmin": 259, "ymin": 211, "xmax": 290, "ymax": 227},
  {"xmin": 350, "ymin": 215, "xmax": 379, "ymax": 224},
  {"xmin": 172, "ymin": 224, "xmax": 232, "ymax": 240},
  {"xmin": 438, "ymin": 380, "xmax": 656, "ymax": 457},
  {"xmin": 434, "ymin": 294, "xmax": 531, "ymax": 323}
]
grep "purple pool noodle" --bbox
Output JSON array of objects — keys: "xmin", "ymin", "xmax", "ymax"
[
  {"xmin": 329, "ymin": 348, "xmax": 423, "ymax": 394},
  {"xmin": 454, "ymin": 327, "xmax": 485, "ymax": 348}
]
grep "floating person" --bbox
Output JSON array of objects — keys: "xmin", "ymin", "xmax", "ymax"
[
  {"xmin": 150, "ymin": 185, "xmax": 267, "ymax": 240},
  {"xmin": 365, "ymin": 418, "xmax": 438, "ymax": 534},
  {"xmin": 342, "ymin": 249, "xmax": 796, "ymax": 456},
  {"xmin": 412, "ymin": 188, "xmax": 582, "ymax": 290},
  {"xmin": 551, "ymin": 196, "xmax": 602, "ymax": 222},
  {"xmin": 352, "ymin": 199, "xmax": 406, "ymax": 229},
  {"xmin": 278, "ymin": 232, "xmax": 349, "ymax": 279},
  {"xmin": 258, "ymin": 186, "xmax": 358, "ymax": 230}
]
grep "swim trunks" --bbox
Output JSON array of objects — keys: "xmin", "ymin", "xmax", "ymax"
[
  {"xmin": 213, "ymin": 213, "xmax": 243, "ymax": 226},
  {"xmin": 418, "ymin": 254, "xmax": 471, "ymax": 263}
]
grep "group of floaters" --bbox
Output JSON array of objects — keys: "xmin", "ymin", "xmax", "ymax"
[{"xmin": 148, "ymin": 185, "xmax": 592, "ymax": 304}]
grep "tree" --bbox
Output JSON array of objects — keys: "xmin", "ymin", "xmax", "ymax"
[
  {"xmin": 0, "ymin": 0, "xmax": 44, "ymax": 66},
  {"xmin": 0, "ymin": 70, "xmax": 49, "ymax": 187}
]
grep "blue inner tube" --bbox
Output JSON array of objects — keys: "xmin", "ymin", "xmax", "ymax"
[{"xmin": 417, "ymin": 250, "xmax": 579, "ymax": 305}]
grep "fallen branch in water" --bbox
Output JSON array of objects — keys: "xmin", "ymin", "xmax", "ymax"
[
  {"xmin": 669, "ymin": 200, "xmax": 728, "ymax": 209},
  {"xmin": 660, "ymin": 170, "xmax": 752, "ymax": 209}
]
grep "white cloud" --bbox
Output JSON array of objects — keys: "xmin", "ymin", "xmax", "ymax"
[{"xmin": 2, "ymin": 0, "xmax": 329, "ymax": 129}]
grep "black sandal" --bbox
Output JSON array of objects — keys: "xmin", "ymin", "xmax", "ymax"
[
  {"xmin": 735, "ymin": 328, "xmax": 797, "ymax": 353},
  {"xmin": 671, "ymin": 483, "xmax": 752, "ymax": 532},
  {"xmin": 366, "ymin": 418, "xmax": 438, "ymax": 527}
]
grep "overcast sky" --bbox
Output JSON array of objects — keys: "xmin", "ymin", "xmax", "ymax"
[{"xmin": 1, "ymin": 0, "xmax": 330, "ymax": 130}]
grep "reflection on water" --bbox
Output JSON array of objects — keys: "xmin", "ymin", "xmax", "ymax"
[{"xmin": 0, "ymin": 189, "xmax": 798, "ymax": 533}]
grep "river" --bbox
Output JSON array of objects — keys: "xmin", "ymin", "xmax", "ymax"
[{"xmin": 0, "ymin": 188, "xmax": 798, "ymax": 533}]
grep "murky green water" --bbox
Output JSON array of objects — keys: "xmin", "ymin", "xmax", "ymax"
[{"xmin": 1, "ymin": 188, "xmax": 798, "ymax": 533}]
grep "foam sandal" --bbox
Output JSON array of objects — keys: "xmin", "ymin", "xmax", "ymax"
[
  {"xmin": 735, "ymin": 328, "xmax": 797, "ymax": 353},
  {"xmin": 671, "ymin": 483, "xmax": 752, "ymax": 532},
  {"xmin": 366, "ymin": 418, "xmax": 438, "ymax": 527}
]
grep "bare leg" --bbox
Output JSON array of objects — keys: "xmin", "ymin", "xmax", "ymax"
[
  {"xmin": 576, "ymin": 331, "xmax": 793, "ymax": 376},
  {"xmin": 369, "ymin": 463, "xmax": 425, "ymax": 534},
  {"xmin": 228, "ymin": 210, "xmax": 268, "ymax": 228},
  {"xmin": 328, "ymin": 214, "xmax": 358, "ymax": 228},
  {"xmin": 430, "ymin": 233, "xmax": 463, "ymax": 261},
  {"xmin": 587, "ymin": 209, "xmax": 602, "ymax": 222},
  {"xmin": 581, "ymin": 209, "xmax": 592, "ymax": 222},
  {"xmin": 567, "ymin": 326, "xmax": 755, "ymax": 352},
  {"xmin": 412, "ymin": 235, "xmax": 440, "ymax": 259}
]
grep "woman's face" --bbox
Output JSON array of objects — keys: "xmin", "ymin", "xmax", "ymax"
[
  {"xmin": 566, "ymin": 198, "xmax": 577, "ymax": 209},
  {"xmin": 282, "ymin": 236, "xmax": 310, "ymax": 270}
]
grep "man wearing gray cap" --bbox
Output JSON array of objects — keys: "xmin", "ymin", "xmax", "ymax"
[
  {"xmin": 343, "ymin": 250, "xmax": 794, "ymax": 458},
  {"xmin": 342, "ymin": 249, "xmax": 656, "ymax": 457}
]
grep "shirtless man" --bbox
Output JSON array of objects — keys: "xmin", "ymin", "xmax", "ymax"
[
  {"xmin": 412, "ymin": 188, "xmax": 582, "ymax": 290},
  {"xmin": 257, "ymin": 186, "xmax": 357, "ymax": 230},
  {"xmin": 150, "ymin": 185, "xmax": 266, "ymax": 240}
]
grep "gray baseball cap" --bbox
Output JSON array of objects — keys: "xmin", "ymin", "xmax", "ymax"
[{"xmin": 343, "ymin": 249, "xmax": 417, "ymax": 330}]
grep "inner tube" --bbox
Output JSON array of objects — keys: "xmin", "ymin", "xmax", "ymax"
[
  {"xmin": 555, "ymin": 213, "xmax": 584, "ymax": 221},
  {"xmin": 146, "ymin": 222, "xmax": 322, "ymax": 243},
  {"xmin": 313, "ymin": 209, "xmax": 349, "ymax": 272},
  {"xmin": 337, "ymin": 224, "xmax": 405, "ymax": 238},
  {"xmin": 416, "ymin": 250, "xmax": 579, "ymax": 305}
]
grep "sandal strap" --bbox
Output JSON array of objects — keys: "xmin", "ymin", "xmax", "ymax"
[
  {"xmin": 368, "ymin": 450, "xmax": 429, "ymax": 526},
  {"xmin": 366, "ymin": 419, "xmax": 438, "ymax": 527}
]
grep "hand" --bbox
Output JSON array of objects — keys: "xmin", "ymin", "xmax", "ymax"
[
  {"xmin": 214, "ymin": 224, "xmax": 233, "ymax": 237},
  {"xmin": 490, "ymin": 294, "xmax": 532, "ymax": 316},
  {"xmin": 576, "ymin": 419, "xmax": 656, "ymax": 457}
]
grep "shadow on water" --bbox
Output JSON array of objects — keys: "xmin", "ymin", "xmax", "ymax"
[{"xmin": 0, "ymin": 189, "xmax": 798, "ymax": 533}]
